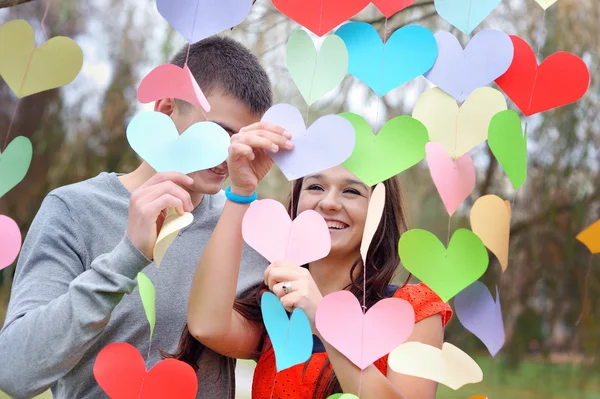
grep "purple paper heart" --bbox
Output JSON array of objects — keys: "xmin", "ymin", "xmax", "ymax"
[
  {"xmin": 454, "ymin": 281, "xmax": 505, "ymax": 357},
  {"xmin": 424, "ymin": 29, "xmax": 514, "ymax": 102},
  {"xmin": 261, "ymin": 104, "xmax": 356, "ymax": 181},
  {"xmin": 157, "ymin": 0, "xmax": 253, "ymax": 44}
]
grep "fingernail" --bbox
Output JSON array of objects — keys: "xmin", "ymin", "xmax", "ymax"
[
  {"xmin": 285, "ymin": 140, "xmax": 294, "ymax": 149},
  {"xmin": 283, "ymin": 130, "xmax": 292, "ymax": 138},
  {"xmin": 271, "ymin": 144, "xmax": 279, "ymax": 152},
  {"xmin": 187, "ymin": 177, "xmax": 194, "ymax": 184}
]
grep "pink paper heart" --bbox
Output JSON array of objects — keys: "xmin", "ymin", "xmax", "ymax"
[
  {"xmin": 137, "ymin": 64, "xmax": 210, "ymax": 112},
  {"xmin": 427, "ymin": 142, "xmax": 476, "ymax": 216},
  {"xmin": 0, "ymin": 215, "xmax": 22, "ymax": 270},
  {"xmin": 241, "ymin": 199, "xmax": 331, "ymax": 266},
  {"xmin": 315, "ymin": 290, "xmax": 415, "ymax": 370}
]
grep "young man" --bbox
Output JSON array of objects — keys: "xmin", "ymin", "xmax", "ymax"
[{"xmin": 0, "ymin": 36, "xmax": 291, "ymax": 399}]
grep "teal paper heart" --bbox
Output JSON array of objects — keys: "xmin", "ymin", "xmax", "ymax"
[
  {"xmin": 261, "ymin": 292, "xmax": 313, "ymax": 372},
  {"xmin": 126, "ymin": 111, "xmax": 230, "ymax": 174},
  {"xmin": 434, "ymin": 0, "xmax": 502, "ymax": 35},
  {"xmin": 0, "ymin": 136, "xmax": 32, "ymax": 198}
]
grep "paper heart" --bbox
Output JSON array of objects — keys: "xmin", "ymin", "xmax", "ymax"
[
  {"xmin": 261, "ymin": 103, "xmax": 355, "ymax": 181},
  {"xmin": 470, "ymin": 194, "xmax": 511, "ymax": 272},
  {"xmin": 286, "ymin": 30, "xmax": 348, "ymax": 106},
  {"xmin": 340, "ymin": 113, "xmax": 428, "ymax": 186},
  {"xmin": 154, "ymin": 209, "xmax": 194, "ymax": 267},
  {"xmin": 495, "ymin": 35, "xmax": 590, "ymax": 116},
  {"xmin": 316, "ymin": 290, "xmax": 414, "ymax": 370},
  {"xmin": 426, "ymin": 142, "xmax": 475, "ymax": 217},
  {"xmin": 434, "ymin": 0, "xmax": 501, "ymax": 35},
  {"xmin": 455, "ymin": 281, "xmax": 505, "ymax": 357},
  {"xmin": 137, "ymin": 64, "xmax": 210, "ymax": 112},
  {"xmin": 371, "ymin": 0, "xmax": 415, "ymax": 18},
  {"xmin": 261, "ymin": 292, "xmax": 313, "ymax": 372},
  {"xmin": 126, "ymin": 111, "xmax": 230, "ymax": 174},
  {"xmin": 535, "ymin": 0, "xmax": 558, "ymax": 9},
  {"xmin": 273, "ymin": 0, "xmax": 369, "ymax": 36},
  {"xmin": 335, "ymin": 22, "xmax": 437, "ymax": 96},
  {"xmin": 93, "ymin": 342, "xmax": 198, "ymax": 399},
  {"xmin": 0, "ymin": 136, "xmax": 32, "ymax": 198},
  {"xmin": 488, "ymin": 110, "xmax": 527, "ymax": 190},
  {"xmin": 424, "ymin": 29, "xmax": 514, "ymax": 102},
  {"xmin": 156, "ymin": 0, "xmax": 253, "ymax": 43},
  {"xmin": 412, "ymin": 87, "xmax": 507, "ymax": 158},
  {"xmin": 242, "ymin": 199, "xmax": 331, "ymax": 266},
  {"xmin": 0, "ymin": 215, "xmax": 22, "ymax": 270},
  {"xmin": 327, "ymin": 395, "xmax": 359, "ymax": 399},
  {"xmin": 0, "ymin": 19, "xmax": 83, "ymax": 98},
  {"xmin": 388, "ymin": 341, "xmax": 483, "ymax": 390},
  {"xmin": 137, "ymin": 272, "xmax": 156, "ymax": 340},
  {"xmin": 361, "ymin": 183, "xmax": 385, "ymax": 264},
  {"xmin": 398, "ymin": 229, "xmax": 489, "ymax": 302},
  {"xmin": 576, "ymin": 219, "xmax": 600, "ymax": 254}
]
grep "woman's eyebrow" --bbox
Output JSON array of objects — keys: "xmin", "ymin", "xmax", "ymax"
[{"xmin": 345, "ymin": 178, "xmax": 369, "ymax": 191}]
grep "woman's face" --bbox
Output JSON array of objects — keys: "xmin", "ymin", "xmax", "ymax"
[{"xmin": 297, "ymin": 165, "xmax": 371, "ymax": 258}]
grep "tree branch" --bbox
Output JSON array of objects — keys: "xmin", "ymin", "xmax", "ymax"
[{"xmin": 0, "ymin": 0, "xmax": 35, "ymax": 8}]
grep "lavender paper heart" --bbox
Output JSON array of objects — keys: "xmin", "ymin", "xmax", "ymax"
[
  {"xmin": 157, "ymin": 0, "xmax": 253, "ymax": 44},
  {"xmin": 261, "ymin": 104, "xmax": 356, "ymax": 181},
  {"xmin": 424, "ymin": 30, "xmax": 514, "ymax": 102},
  {"xmin": 454, "ymin": 281, "xmax": 505, "ymax": 357}
]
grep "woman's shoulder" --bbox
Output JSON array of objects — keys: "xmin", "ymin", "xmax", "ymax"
[{"xmin": 391, "ymin": 282, "xmax": 453, "ymax": 326}]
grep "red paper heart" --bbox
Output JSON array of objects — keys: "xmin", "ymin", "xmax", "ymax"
[
  {"xmin": 495, "ymin": 35, "xmax": 590, "ymax": 116},
  {"xmin": 137, "ymin": 64, "xmax": 211, "ymax": 112},
  {"xmin": 272, "ymin": 0, "xmax": 369, "ymax": 36},
  {"xmin": 93, "ymin": 342, "xmax": 198, "ymax": 399},
  {"xmin": 371, "ymin": 0, "xmax": 415, "ymax": 18}
]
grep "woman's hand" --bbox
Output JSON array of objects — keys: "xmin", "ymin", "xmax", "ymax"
[
  {"xmin": 264, "ymin": 260, "xmax": 323, "ymax": 333},
  {"xmin": 228, "ymin": 122, "xmax": 293, "ymax": 196}
]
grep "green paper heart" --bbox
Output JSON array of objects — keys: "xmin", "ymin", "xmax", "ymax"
[
  {"xmin": 0, "ymin": 136, "xmax": 32, "ymax": 198},
  {"xmin": 137, "ymin": 272, "xmax": 156, "ymax": 340},
  {"xmin": 340, "ymin": 113, "xmax": 429, "ymax": 186},
  {"xmin": 488, "ymin": 110, "xmax": 527, "ymax": 190},
  {"xmin": 398, "ymin": 229, "xmax": 489, "ymax": 302},
  {"xmin": 286, "ymin": 29, "xmax": 348, "ymax": 106},
  {"xmin": 327, "ymin": 395, "xmax": 359, "ymax": 399}
]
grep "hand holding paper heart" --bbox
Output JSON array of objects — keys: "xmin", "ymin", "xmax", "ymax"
[
  {"xmin": 242, "ymin": 199, "xmax": 331, "ymax": 266},
  {"xmin": 388, "ymin": 341, "xmax": 483, "ymax": 390},
  {"xmin": 261, "ymin": 103, "xmax": 355, "ymax": 181},
  {"xmin": 0, "ymin": 19, "xmax": 83, "ymax": 98},
  {"xmin": 94, "ymin": 342, "xmax": 198, "ymax": 399},
  {"xmin": 316, "ymin": 290, "xmax": 415, "ymax": 370},
  {"xmin": 154, "ymin": 209, "xmax": 194, "ymax": 267}
]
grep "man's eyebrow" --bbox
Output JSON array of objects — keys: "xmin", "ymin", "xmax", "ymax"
[{"xmin": 213, "ymin": 121, "xmax": 236, "ymax": 134}]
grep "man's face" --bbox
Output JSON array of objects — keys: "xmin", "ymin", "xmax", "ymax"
[{"xmin": 161, "ymin": 90, "xmax": 261, "ymax": 195}]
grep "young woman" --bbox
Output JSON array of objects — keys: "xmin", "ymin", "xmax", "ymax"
[{"xmin": 174, "ymin": 123, "xmax": 452, "ymax": 398}]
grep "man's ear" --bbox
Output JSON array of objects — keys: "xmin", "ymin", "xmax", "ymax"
[{"xmin": 154, "ymin": 98, "xmax": 175, "ymax": 115}]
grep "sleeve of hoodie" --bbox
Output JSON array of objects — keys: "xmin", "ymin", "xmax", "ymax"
[{"xmin": 0, "ymin": 194, "xmax": 150, "ymax": 399}]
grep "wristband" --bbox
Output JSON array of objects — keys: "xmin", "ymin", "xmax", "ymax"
[{"xmin": 225, "ymin": 185, "xmax": 257, "ymax": 204}]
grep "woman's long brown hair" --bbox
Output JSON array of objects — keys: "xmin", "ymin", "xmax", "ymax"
[{"xmin": 169, "ymin": 174, "xmax": 409, "ymax": 398}]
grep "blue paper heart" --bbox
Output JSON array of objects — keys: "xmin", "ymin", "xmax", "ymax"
[
  {"xmin": 335, "ymin": 22, "xmax": 438, "ymax": 97},
  {"xmin": 261, "ymin": 292, "xmax": 313, "ymax": 372},
  {"xmin": 434, "ymin": 0, "xmax": 502, "ymax": 35},
  {"xmin": 126, "ymin": 111, "xmax": 230, "ymax": 174}
]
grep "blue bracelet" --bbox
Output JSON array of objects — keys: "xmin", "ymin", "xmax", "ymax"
[{"xmin": 225, "ymin": 185, "xmax": 257, "ymax": 204}]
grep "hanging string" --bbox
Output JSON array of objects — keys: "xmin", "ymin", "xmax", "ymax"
[
  {"xmin": 184, "ymin": 0, "xmax": 201, "ymax": 66},
  {"xmin": 2, "ymin": 0, "xmax": 54, "ymax": 153},
  {"xmin": 373, "ymin": 18, "xmax": 389, "ymax": 134}
]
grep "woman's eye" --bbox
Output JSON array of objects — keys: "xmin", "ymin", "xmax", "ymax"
[
  {"xmin": 345, "ymin": 188, "xmax": 361, "ymax": 195},
  {"xmin": 307, "ymin": 185, "xmax": 323, "ymax": 191}
]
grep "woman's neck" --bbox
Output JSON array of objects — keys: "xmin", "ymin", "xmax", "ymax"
[{"xmin": 309, "ymin": 253, "xmax": 359, "ymax": 297}]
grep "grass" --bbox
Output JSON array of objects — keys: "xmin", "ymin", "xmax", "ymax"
[{"xmin": 1, "ymin": 356, "xmax": 597, "ymax": 399}]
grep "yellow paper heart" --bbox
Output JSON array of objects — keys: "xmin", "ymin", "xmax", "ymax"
[
  {"xmin": 0, "ymin": 19, "xmax": 83, "ymax": 98},
  {"xmin": 470, "ymin": 195, "xmax": 511, "ymax": 272},
  {"xmin": 576, "ymin": 219, "xmax": 600, "ymax": 254},
  {"xmin": 535, "ymin": 0, "xmax": 558, "ymax": 9},
  {"xmin": 153, "ymin": 209, "xmax": 194, "ymax": 267},
  {"xmin": 412, "ymin": 87, "xmax": 507, "ymax": 158},
  {"xmin": 388, "ymin": 342, "xmax": 483, "ymax": 390}
]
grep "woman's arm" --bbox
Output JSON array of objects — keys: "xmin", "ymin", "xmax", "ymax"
[
  {"xmin": 186, "ymin": 122, "xmax": 292, "ymax": 359},
  {"xmin": 324, "ymin": 315, "xmax": 443, "ymax": 399}
]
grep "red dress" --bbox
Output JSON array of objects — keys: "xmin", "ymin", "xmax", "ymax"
[{"xmin": 251, "ymin": 283, "xmax": 453, "ymax": 398}]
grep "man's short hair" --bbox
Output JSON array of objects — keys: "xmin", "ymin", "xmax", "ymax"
[{"xmin": 170, "ymin": 36, "xmax": 273, "ymax": 115}]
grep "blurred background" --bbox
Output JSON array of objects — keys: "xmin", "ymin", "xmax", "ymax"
[{"xmin": 0, "ymin": 0, "xmax": 599, "ymax": 398}]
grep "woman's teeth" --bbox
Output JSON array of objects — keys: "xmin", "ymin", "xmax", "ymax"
[{"xmin": 327, "ymin": 221, "xmax": 348, "ymax": 230}]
